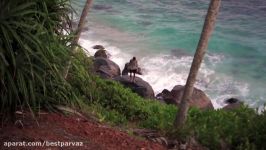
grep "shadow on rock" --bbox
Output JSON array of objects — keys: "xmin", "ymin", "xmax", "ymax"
[
  {"xmin": 93, "ymin": 58, "xmax": 121, "ymax": 79},
  {"xmin": 114, "ymin": 75, "xmax": 154, "ymax": 99},
  {"xmin": 223, "ymin": 98, "xmax": 243, "ymax": 110}
]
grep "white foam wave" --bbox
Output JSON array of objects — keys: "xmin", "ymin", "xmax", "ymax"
[
  {"xmin": 79, "ymin": 37, "xmax": 131, "ymax": 71},
  {"xmin": 79, "ymin": 33, "xmax": 251, "ymax": 109},
  {"xmin": 139, "ymin": 55, "xmax": 215, "ymax": 93}
]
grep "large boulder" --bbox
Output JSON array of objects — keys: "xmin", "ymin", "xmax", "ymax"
[
  {"xmin": 94, "ymin": 49, "xmax": 108, "ymax": 58},
  {"xmin": 93, "ymin": 58, "xmax": 121, "ymax": 79},
  {"xmin": 114, "ymin": 75, "xmax": 154, "ymax": 99},
  {"xmin": 223, "ymin": 98, "xmax": 243, "ymax": 110},
  {"xmin": 93, "ymin": 45, "xmax": 105, "ymax": 50},
  {"xmin": 156, "ymin": 85, "xmax": 213, "ymax": 110},
  {"xmin": 156, "ymin": 89, "xmax": 174, "ymax": 104}
]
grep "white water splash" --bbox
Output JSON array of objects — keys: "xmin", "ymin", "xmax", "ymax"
[{"xmin": 79, "ymin": 30, "xmax": 251, "ymax": 109}]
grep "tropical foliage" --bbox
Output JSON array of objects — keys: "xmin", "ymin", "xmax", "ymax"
[
  {"xmin": 69, "ymin": 51, "xmax": 266, "ymax": 150},
  {"xmin": 0, "ymin": 0, "xmax": 74, "ymax": 116},
  {"xmin": 1, "ymin": 0, "xmax": 266, "ymax": 150}
]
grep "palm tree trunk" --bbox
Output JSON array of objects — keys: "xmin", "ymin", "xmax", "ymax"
[
  {"xmin": 174, "ymin": 0, "xmax": 221, "ymax": 128},
  {"xmin": 64, "ymin": 0, "xmax": 93, "ymax": 79}
]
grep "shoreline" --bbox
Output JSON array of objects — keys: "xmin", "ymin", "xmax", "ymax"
[
  {"xmin": 81, "ymin": 38, "xmax": 227, "ymax": 109},
  {"xmin": 78, "ymin": 19, "xmax": 263, "ymax": 109}
]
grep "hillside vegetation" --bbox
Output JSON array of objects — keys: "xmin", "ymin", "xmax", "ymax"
[{"xmin": 0, "ymin": 0, "xmax": 266, "ymax": 149}]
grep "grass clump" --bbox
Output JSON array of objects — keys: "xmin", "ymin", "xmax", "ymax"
[
  {"xmin": 167, "ymin": 106, "xmax": 266, "ymax": 149},
  {"xmin": 69, "ymin": 50, "xmax": 266, "ymax": 149},
  {"xmin": 68, "ymin": 49, "xmax": 177, "ymax": 128}
]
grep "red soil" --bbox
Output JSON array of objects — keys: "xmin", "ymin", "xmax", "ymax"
[{"xmin": 0, "ymin": 113, "xmax": 166, "ymax": 150}]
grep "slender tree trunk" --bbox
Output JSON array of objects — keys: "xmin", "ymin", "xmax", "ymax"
[
  {"xmin": 64, "ymin": 0, "xmax": 93, "ymax": 79},
  {"xmin": 174, "ymin": 0, "xmax": 221, "ymax": 128}
]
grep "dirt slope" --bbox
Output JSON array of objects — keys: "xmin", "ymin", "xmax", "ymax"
[{"xmin": 0, "ymin": 112, "xmax": 166, "ymax": 150}]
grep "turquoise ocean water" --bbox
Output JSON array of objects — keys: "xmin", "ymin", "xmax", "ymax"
[{"xmin": 72, "ymin": 0, "xmax": 266, "ymax": 108}]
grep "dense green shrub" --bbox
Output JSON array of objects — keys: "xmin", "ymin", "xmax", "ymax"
[
  {"xmin": 167, "ymin": 106, "xmax": 266, "ymax": 149},
  {"xmin": 68, "ymin": 50, "xmax": 177, "ymax": 129},
  {"xmin": 1, "ymin": 1, "xmax": 265, "ymax": 149},
  {"xmin": 69, "ymin": 50, "xmax": 266, "ymax": 149},
  {"xmin": 0, "ymin": 0, "xmax": 75, "ymax": 116}
]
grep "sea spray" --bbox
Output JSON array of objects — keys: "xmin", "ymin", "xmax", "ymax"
[
  {"xmin": 79, "ymin": 32, "xmax": 251, "ymax": 109},
  {"xmin": 72, "ymin": 0, "xmax": 266, "ymax": 108}
]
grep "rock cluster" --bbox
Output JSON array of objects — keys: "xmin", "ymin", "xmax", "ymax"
[
  {"xmin": 92, "ymin": 45, "xmax": 154, "ymax": 98},
  {"xmin": 91, "ymin": 45, "xmax": 223, "ymax": 110}
]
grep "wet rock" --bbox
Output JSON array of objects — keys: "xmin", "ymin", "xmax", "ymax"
[
  {"xmin": 225, "ymin": 98, "xmax": 239, "ymax": 104},
  {"xmin": 93, "ymin": 58, "xmax": 121, "ymax": 79},
  {"xmin": 94, "ymin": 49, "xmax": 108, "ymax": 58},
  {"xmin": 92, "ymin": 45, "xmax": 105, "ymax": 50},
  {"xmin": 114, "ymin": 75, "xmax": 154, "ymax": 99},
  {"xmin": 156, "ymin": 89, "xmax": 175, "ymax": 104},
  {"xmin": 157, "ymin": 85, "xmax": 213, "ymax": 110},
  {"xmin": 172, "ymin": 85, "xmax": 213, "ymax": 109},
  {"xmin": 223, "ymin": 98, "xmax": 243, "ymax": 110}
]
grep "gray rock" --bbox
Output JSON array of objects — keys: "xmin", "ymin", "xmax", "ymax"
[
  {"xmin": 92, "ymin": 45, "xmax": 105, "ymax": 50},
  {"xmin": 223, "ymin": 98, "xmax": 243, "ymax": 110},
  {"xmin": 157, "ymin": 85, "xmax": 213, "ymax": 110},
  {"xmin": 114, "ymin": 75, "xmax": 154, "ymax": 99},
  {"xmin": 156, "ymin": 89, "xmax": 175, "ymax": 104},
  {"xmin": 93, "ymin": 58, "xmax": 121, "ymax": 79},
  {"xmin": 225, "ymin": 98, "xmax": 239, "ymax": 104},
  {"xmin": 94, "ymin": 49, "xmax": 108, "ymax": 58},
  {"xmin": 171, "ymin": 85, "xmax": 213, "ymax": 109}
]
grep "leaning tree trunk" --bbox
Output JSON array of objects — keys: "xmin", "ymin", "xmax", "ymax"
[
  {"xmin": 174, "ymin": 0, "xmax": 221, "ymax": 128},
  {"xmin": 64, "ymin": 0, "xmax": 93, "ymax": 79}
]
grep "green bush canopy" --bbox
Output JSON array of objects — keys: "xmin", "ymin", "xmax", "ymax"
[{"xmin": 0, "ymin": 0, "xmax": 73, "ymax": 115}]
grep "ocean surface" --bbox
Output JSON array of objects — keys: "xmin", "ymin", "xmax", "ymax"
[{"xmin": 71, "ymin": 0, "xmax": 266, "ymax": 108}]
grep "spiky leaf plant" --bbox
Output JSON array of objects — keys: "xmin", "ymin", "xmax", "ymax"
[{"xmin": 0, "ymin": 0, "xmax": 75, "ymax": 118}]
